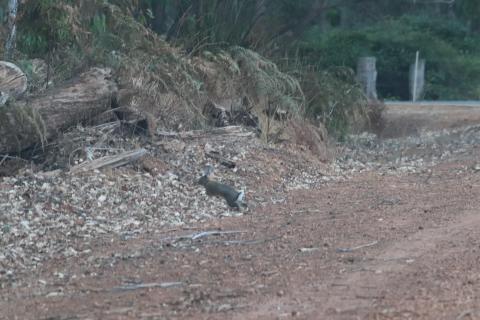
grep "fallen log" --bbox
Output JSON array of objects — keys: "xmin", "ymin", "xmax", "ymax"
[
  {"xmin": 70, "ymin": 148, "xmax": 147, "ymax": 173},
  {"xmin": 0, "ymin": 68, "xmax": 118, "ymax": 154},
  {"xmin": 156, "ymin": 125, "xmax": 255, "ymax": 139},
  {"xmin": 0, "ymin": 61, "xmax": 27, "ymax": 100}
]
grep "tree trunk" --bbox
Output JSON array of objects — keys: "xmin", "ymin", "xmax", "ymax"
[
  {"xmin": 0, "ymin": 68, "xmax": 118, "ymax": 154},
  {"xmin": 5, "ymin": 0, "xmax": 18, "ymax": 60}
]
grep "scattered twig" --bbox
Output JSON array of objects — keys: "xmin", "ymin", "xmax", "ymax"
[
  {"xmin": 160, "ymin": 230, "xmax": 247, "ymax": 243},
  {"xmin": 157, "ymin": 226, "xmax": 200, "ymax": 234},
  {"xmin": 219, "ymin": 236, "xmax": 281, "ymax": 245},
  {"xmin": 40, "ymin": 314, "xmax": 87, "ymax": 320},
  {"xmin": 0, "ymin": 154, "xmax": 9, "ymax": 166},
  {"xmin": 103, "ymin": 307, "xmax": 134, "ymax": 315},
  {"xmin": 457, "ymin": 309, "xmax": 477, "ymax": 320},
  {"xmin": 191, "ymin": 230, "xmax": 245, "ymax": 240},
  {"xmin": 0, "ymin": 154, "xmax": 29, "ymax": 165},
  {"xmin": 111, "ymin": 281, "xmax": 183, "ymax": 292},
  {"xmin": 299, "ymin": 247, "xmax": 320, "ymax": 253},
  {"xmin": 377, "ymin": 197, "xmax": 401, "ymax": 206},
  {"xmin": 336, "ymin": 241, "xmax": 378, "ymax": 253},
  {"xmin": 292, "ymin": 209, "xmax": 322, "ymax": 214},
  {"xmin": 355, "ymin": 294, "xmax": 384, "ymax": 300}
]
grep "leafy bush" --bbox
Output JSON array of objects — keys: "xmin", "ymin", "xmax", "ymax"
[{"xmin": 299, "ymin": 67, "xmax": 368, "ymax": 140}]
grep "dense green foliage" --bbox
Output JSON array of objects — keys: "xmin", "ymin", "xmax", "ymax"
[{"xmin": 301, "ymin": 15, "xmax": 480, "ymax": 100}]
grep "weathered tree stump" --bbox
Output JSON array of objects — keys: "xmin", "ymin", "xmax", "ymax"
[{"xmin": 0, "ymin": 61, "xmax": 27, "ymax": 100}]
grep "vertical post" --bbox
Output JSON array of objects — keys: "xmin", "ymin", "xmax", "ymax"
[
  {"xmin": 5, "ymin": 0, "xmax": 19, "ymax": 61},
  {"xmin": 410, "ymin": 52, "xmax": 425, "ymax": 102},
  {"xmin": 356, "ymin": 57, "xmax": 378, "ymax": 101},
  {"xmin": 412, "ymin": 51, "xmax": 419, "ymax": 102}
]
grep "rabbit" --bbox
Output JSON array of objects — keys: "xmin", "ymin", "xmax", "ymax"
[{"xmin": 198, "ymin": 165, "xmax": 246, "ymax": 209}]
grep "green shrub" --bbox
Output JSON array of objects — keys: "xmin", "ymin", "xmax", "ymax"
[{"xmin": 307, "ymin": 67, "xmax": 367, "ymax": 140}]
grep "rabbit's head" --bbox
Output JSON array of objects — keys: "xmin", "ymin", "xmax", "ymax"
[
  {"xmin": 198, "ymin": 165, "xmax": 214, "ymax": 186},
  {"xmin": 198, "ymin": 174, "xmax": 209, "ymax": 186},
  {"xmin": 202, "ymin": 165, "xmax": 214, "ymax": 176}
]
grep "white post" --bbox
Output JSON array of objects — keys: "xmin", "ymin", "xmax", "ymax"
[{"xmin": 412, "ymin": 51, "xmax": 419, "ymax": 102}]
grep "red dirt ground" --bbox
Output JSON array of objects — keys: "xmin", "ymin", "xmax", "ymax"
[{"xmin": 2, "ymin": 146, "xmax": 480, "ymax": 320}]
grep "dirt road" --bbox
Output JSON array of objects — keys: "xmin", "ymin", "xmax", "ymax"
[
  {"xmin": 2, "ymin": 142, "xmax": 480, "ymax": 319},
  {"xmin": 383, "ymin": 101, "xmax": 480, "ymax": 137}
]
